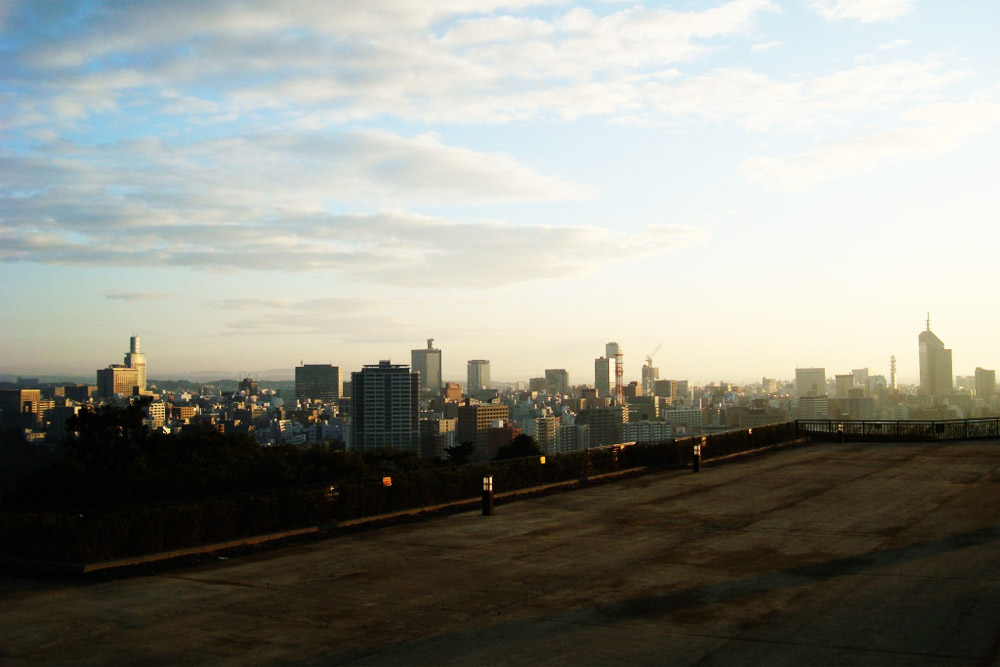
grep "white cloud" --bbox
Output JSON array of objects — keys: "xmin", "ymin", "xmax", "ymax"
[
  {"xmin": 638, "ymin": 58, "xmax": 964, "ymax": 131},
  {"xmin": 0, "ymin": 129, "xmax": 705, "ymax": 286},
  {"xmin": 2, "ymin": 207, "xmax": 708, "ymax": 287},
  {"xmin": 741, "ymin": 100, "xmax": 1000, "ymax": 190},
  {"xmin": 5, "ymin": 0, "xmax": 784, "ymax": 128},
  {"xmin": 751, "ymin": 41, "xmax": 784, "ymax": 52},
  {"xmin": 810, "ymin": 0, "xmax": 916, "ymax": 23}
]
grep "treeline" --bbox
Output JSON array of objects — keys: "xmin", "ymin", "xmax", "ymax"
[{"xmin": 3, "ymin": 401, "xmax": 439, "ymax": 511}]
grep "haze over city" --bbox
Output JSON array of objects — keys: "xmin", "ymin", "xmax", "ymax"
[{"xmin": 2, "ymin": 1, "xmax": 998, "ymax": 383}]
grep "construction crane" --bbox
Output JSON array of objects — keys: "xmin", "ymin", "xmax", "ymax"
[
  {"xmin": 643, "ymin": 343, "xmax": 663, "ymax": 397},
  {"xmin": 645, "ymin": 343, "xmax": 663, "ymax": 369}
]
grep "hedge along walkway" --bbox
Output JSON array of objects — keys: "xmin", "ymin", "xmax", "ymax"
[{"xmin": 1, "ymin": 436, "xmax": 811, "ymax": 575}]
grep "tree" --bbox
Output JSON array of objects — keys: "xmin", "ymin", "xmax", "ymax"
[
  {"xmin": 493, "ymin": 434, "xmax": 542, "ymax": 461},
  {"xmin": 444, "ymin": 441, "xmax": 474, "ymax": 465}
]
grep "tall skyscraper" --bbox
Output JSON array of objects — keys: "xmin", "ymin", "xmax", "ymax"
[
  {"xmin": 595, "ymin": 356, "xmax": 612, "ymax": 398},
  {"xmin": 295, "ymin": 364, "xmax": 341, "ymax": 403},
  {"xmin": 467, "ymin": 359, "xmax": 490, "ymax": 393},
  {"xmin": 641, "ymin": 364, "xmax": 659, "ymax": 398},
  {"xmin": 124, "ymin": 335, "xmax": 147, "ymax": 392},
  {"xmin": 919, "ymin": 316, "xmax": 953, "ymax": 398},
  {"xmin": 544, "ymin": 369, "xmax": 569, "ymax": 396},
  {"xmin": 350, "ymin": 361, "xmax": 419, "ymax": 452},
  {"xmin": 411, "ymin": 339, "xmax": 442, "ymax": 394},
  {"xmin": 606, "ymin": 342, "xmax": 623, "ymax": 401}
]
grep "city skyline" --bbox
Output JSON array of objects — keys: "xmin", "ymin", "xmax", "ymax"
[
  {"xmin": 3, "ymin": 2, "xmax": 999, "ymax": 383},
  {"xmin": 3, "ymin": 317, "xmax": 990, "ymax": 391}
]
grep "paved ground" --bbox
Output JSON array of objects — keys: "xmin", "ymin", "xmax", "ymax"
[{"xmin": 2, "ymin": 441, "xmax": 999, "ymax": 665}]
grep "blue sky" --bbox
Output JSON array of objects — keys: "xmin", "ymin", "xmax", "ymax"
[{"xmin": 1, "ymin": 0, "xmax": 998, "ymax": 385}]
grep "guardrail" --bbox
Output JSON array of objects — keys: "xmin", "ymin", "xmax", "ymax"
[{"xmin": 795, "ymin": 418, "xmax": 1000, "ymax": 441}]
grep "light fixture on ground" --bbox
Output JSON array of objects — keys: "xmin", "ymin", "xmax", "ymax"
[{"xmin": 482, "ymin": 475, "xmax": 494, "ymax": 516}]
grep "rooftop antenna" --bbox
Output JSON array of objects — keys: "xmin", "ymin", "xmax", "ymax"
[{"xmin": 926, "ymin": 312, "xmax": 931, "ymax": 331}]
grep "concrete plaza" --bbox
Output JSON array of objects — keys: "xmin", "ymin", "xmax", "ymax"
[{"xmin": 2, "ymin": 440, "xmax": 999, "ymax": 665}]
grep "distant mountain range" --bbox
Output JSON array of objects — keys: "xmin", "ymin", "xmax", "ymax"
[{"xmin": 0, "ymin": 369, "xmax": 296, "ymax": 386}]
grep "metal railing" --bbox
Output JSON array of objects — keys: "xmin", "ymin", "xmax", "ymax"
[{"xmin": 795, "ymin": 418, "xmax": 1000, "ymax": 442}]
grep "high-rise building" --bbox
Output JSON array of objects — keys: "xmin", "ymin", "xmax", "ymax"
[
  {"xmin": 350, "ymin": 361, "xmax": 419, "ymax": 452},
  {"xmin": 852, "ymin": 368, "xmax": 870, "ymax": 396},
  {"xmin": 239, "ymin": 377, "xmax": 259, "ymax": 396},
  {"xmin": 124, "ymin": 336, "xmax": 147, "ymax": 392},
  {"xmin": 0, "ymin": 389, "xmax": 43, "ymax": 427},
  {"xmin": 576, "ymin": 405, "xmax": 627, "ymax": 447},
  {"xmin": 530, "ymin": 415, "xmax": 560, "ymax": 454},
  {"xmin": 835, "ymin": 374, "xmax": 854, "ymax": 398},
  {"xmin": 456, "ymin": 399, "xmax": 508, "ymax": 461},
  {"xmin": 411, "ymin": 339, "xmax": 442, "ymax": 394},
  {"xmin": 975, "ymin": 367, "xmax": 996, "ymax": 400},
  {"xmin": 606, "ymin": 342, "xmax": 622, "ymax": 402},
  {"xmin": 295, "ymin": 364, "xmax": 341, "ymax": 403},
  {"xmin": 467, "ymin": 359, "xmax": 490, "ymax": 393},
  {"xmin": 622, "ymin": 420, "xmax": 671, "ymax": 444},
  {"xmin": 544, "ymin": 369, "xmax": 569, "ymax": 396},
  {"xmin": 443, "ymin": 382, "xmax": 462, "ymax": 402},
  {"xmin": 653, "ymin": 379, "xmax": 678, "ymax": 402},
  {"xmin": 919, "ymin": 316, "xmax": 953, "ymax": 398},
  {"xmin": 641, "ymin": 364, "xmax": 659, "ymax": 398},
  {"xmin": 797, "ymin": 395, "xmax": 830, "ymax": 419},
  {"xmin": 419, "ymin": 417, "xmax": 457, "ymax": 459},
  {"xmin": 97, "ymin": 365, "xmax": 140, "ymax": 398},
  {"xmin": 795, "ymin": 368, "xmax": 826, "ymax": 398},
  {"xmin": 97, "ymin": 335, "xmax": 148, "ymax": 398},
  {"xmin": 595, "ymin": 356, "xmax": 612, "ymax": 398}
]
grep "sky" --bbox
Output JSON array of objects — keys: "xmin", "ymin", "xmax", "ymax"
[{"xmin": 1, "ymin": 0, "xmax": 998, "ymax": 386}]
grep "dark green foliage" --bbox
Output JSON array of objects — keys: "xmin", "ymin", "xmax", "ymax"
[
  {"xmin": 1, "ymin": 404, "xmax": 802, "ymax": 564},
  {"xmin": 0, "ymin": 427, "xmax": 57, "ymax": 501},
  {"xmin": 493, "ymin": 433, "xmax": 542, "ymax": 461},
  {"xmin": 444, "ymin": 441, "xmax": 474, "ymax": 465},
  {"xmin": 6, "ymin": 403, "xmax": 367, "ymax": 511}
]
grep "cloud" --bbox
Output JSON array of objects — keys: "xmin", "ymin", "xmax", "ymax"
[
  {"xmin": 203, "ymin": 297, "xmax": 400, "ymax": 336},
  {"xmin": 810, "ymin": 0, "xmax": 916, "ymax": 23},
  {"xmin": 751, "ymin": 41, "xmax": 784, "ymax": 52},
  {"xmin": 205, "ymin": 297, "xmax": 376, "ymax": 312},
  {"xmin": 105, "ymin": 292, "xmax": 173, "ymax": 301},
  {"xmin": 0, "ymin": 127, "xmax": 705, "ymax": 285},
  {"xmin": 3, "ymin": 0, "xmax": 782, "ymax": 128},
  {"xmin": 741, "ymin": 100, "xmax": 1000, "ymax": 190},
  {"xmin": 2, "ymin": 200, "xmax": 707, "ymax": 287},
  {"xmin": 0, "ymin": 128, "xmax": 589, "ymax": 217},
  {"xmin": 639, "ymin": 59, "xmax": 966, "ymax": 131}
]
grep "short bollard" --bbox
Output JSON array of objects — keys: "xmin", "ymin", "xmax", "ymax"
[
  {"xmin": 693, "ymin": 443, "xmax": 702, "ymax": 473},
  {"xmin": 482, "ymin": 475, "xmax": 494, "ymax": 516}
]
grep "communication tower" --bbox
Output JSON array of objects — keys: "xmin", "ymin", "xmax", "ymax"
[{"xmin": 890, "ymin": 355, "xmax": 897, "ymax": 390}]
